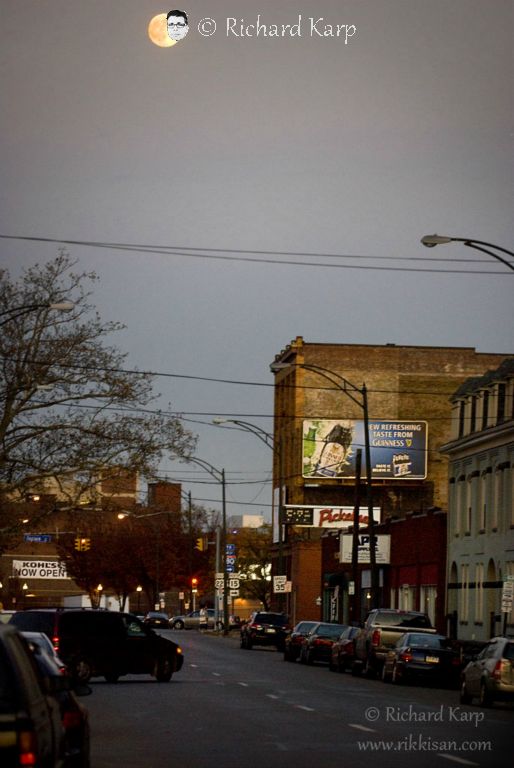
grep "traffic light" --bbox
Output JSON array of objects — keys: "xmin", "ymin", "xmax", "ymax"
[
  {"xmin": 74, "ymin": 537, "xmax": 91, "ymax": 551},
  {"xmin": 195, "ymin": 537, "xmax": 205, "ymax": 551},
  {"xmin": 191, "ymin": 577, "xmax": 198, "ymax": 593}
]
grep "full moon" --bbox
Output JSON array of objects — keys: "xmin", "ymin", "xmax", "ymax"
[{"xmin": 148, "ymin": 14, "xmax": 176, "ymax": 47}]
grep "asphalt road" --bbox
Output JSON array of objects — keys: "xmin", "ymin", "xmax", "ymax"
[{"xmin": 85, "ymin": 629, "xmax": 513, "ymax": 768}]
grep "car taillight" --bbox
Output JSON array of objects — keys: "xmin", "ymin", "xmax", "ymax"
[
  {"xmin": 492, "ymin": 660, "xmax": 502, "ymax": 680},
  {"xmin": 451, "ymin": 656, "xmax": 461, "ymax": 666},
  {"xmin": 52, "ymin": 635, "xmax": 59, "ymax": 653},
  {"xmin": 371, "ymin": 629, "xmax": 381, "ymax": 647},
  {"xmin": 399, "ymin": 651, "xmax": 413, "ymax": 663},
  {"xmin": 63, "ymin": 710, "xmax": 83, "ymax": 730},
  {"xmin": 252, "ymin": 623, "xmax": 262, "ymax": 630},
  {"xmin": 18, "ymin": 730, "xmax": 37, "ymax": 766}
]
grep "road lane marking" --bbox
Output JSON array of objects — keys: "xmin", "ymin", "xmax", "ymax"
[
  {"xmin": 266, "ymin": 694, "xmax": 280, "ymax": 699},
  {"xmin": 212, "ymin": 672, "xmax": 221, "ymax": 676},
  {"xmin": 295, "ymin": 705, "xmax": 315, "ymax": 712},
  {"xmin": 238, "ymin": 682, "xmax": 249, "ymax": 687},
  {"xmin": 348, "ymin": 723, "xmax": 376, "ymax": 733}
]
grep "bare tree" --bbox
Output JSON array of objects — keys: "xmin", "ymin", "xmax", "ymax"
[
  {"xmin": 233, "ymin": 524, "xmax": 272, "ymax": 609},
  {"xmin": 0, "ymin": 252, "xmax": 196, "ymax": 523}
]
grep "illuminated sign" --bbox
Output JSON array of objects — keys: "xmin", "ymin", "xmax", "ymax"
[
  {"xmin": 303, "ymin": 420, "xmax": 427, "ymax": 480},
  {"xmin": 283, "ymin": 505, "xmax": 381, "ymax": 529}
]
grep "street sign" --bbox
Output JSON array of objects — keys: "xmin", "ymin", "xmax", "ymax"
[
  {"xmin": 226, "ymin": 544, "xmax": 236, "ymax": 554},
  {"xmin": 273, "ymin": 575, "xmax": 287, "ymax": 593},
  {"xmin": 23, "ymin": 534, "xmax": 52, "ymax": 543},
  {"xmin": 501, "ymin": 576, "xmax": 514, "ymax": 613}
]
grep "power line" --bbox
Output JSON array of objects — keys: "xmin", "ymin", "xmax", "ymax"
[{"xmin": 1, "ymin": 233, "xmax": 511, "ymax": 275}]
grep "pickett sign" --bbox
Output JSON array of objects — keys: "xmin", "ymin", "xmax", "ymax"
[{"xmin": 283, "ymin": 506, "xmax": 381, "ymax": 529}]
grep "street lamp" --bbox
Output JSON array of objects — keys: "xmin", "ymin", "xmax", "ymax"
[
  {"xmin": 269, "ymin": 360, "xmax": 379, "ymax": 610},
  {"xmin": 0, "ymin": 300, "xmax": 75, "ymax": 327},
  {"xmin": 212, "ymin": 418, "xmax": 286, "ymax": 611},
  {"xmin": 421, "ymin": 235, "xmax": 514, "ymax": 272},
  {"xmin": 185, "ymin": 457, "xmax": 229, "ymax": 636}
]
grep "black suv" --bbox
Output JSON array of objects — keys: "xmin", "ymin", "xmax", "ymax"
[
  {"xmin": 240, "ymin": 612, "xmax": 290, "ymax": 651},
  {"xmin": 10, "ymin": 609, "xmax": 183, "ymax": 683},
  {"xmin": 0, "ymin": 623, "xmax": 65, "ymax": 767}
]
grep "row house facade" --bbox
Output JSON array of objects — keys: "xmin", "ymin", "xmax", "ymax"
[{"xmin": 442, "ymin": 358, "xmax": 514, "ymax": 641}]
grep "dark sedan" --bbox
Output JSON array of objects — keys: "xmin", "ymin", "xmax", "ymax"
[
  {"xmin": 283, "ymin": 621, "xmax": 318, "ymax": 662},
  {"xmin": 329, "ymin": 625, "xmax": 361, "ymax": 672},
  {"xmin": 382, "ymin": 632, "xmax": 461, "ymax": 686},
  {"xmin": 143, "ymin": 611, "xmax": 170, "ymax": 629},
  {"xmin": 299, "ymin": 623, "xmax": 348, "ymax": 665}
]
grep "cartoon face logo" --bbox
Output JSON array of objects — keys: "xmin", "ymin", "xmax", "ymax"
[{"xmin": 167, "ymin": 10, "xmax": 189, "ymax": 41}]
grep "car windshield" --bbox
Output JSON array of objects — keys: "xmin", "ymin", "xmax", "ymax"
[
  {"xmin": 375, "ymin": 611, "xmax": 432, "ymax": 628},
  {"xmin": 256, "ymin": 614, "xmax": 288, "ymax": 625},
  {"xmin": 503, "ymin": 642, "xmax": 514, "ymax": 661},
  {"xmin": 403, "ymin": 634, "xmax": 450, "ymax": 648},
  {"xmin": 315, "ymin": 624, "xmax": 347, "ymax": 638}
]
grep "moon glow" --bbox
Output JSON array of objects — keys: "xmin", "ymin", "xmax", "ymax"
[{"xmin": 148, "ymin": 14, "xmax": 176, "ymax": 47}]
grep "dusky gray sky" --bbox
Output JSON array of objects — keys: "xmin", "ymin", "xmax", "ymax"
[{"xmin": 1, "ymin": 0, "xmax": 513, "ymax": 520}]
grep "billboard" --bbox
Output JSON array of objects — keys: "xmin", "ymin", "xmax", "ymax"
[
  {"xmin": 302, "ymin": 419, "xmax": 427, "ymax": 480},
  {"xmin": 283, "ymin": 505, "xmax": 381, "ymax": 529}
]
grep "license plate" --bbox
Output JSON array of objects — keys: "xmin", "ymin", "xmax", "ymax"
[
  {"xmin": 425, "ymin": 655, "xmax": 439, "ymax": 663},
  {"xmin": 265, "ymin": 628, "xmax": 276, "ymax": 634}
]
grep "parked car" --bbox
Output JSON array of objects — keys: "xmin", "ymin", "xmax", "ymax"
[
  {"xmin": 10, "ymin": 609, "xmax": 183, "ymax": 684},
  {"xmin": 352, "ymin": 608, "xmax": 436, "ymax": 678},
  {"xmin": 460, "ymin": 636, "xmax": 514, "ymax": 706},
  {"xmin": 0, "ymin": 610, "xmax": 16, "ymax": 624},
  {"xmin": 0, "ymin": 623, "xmax": 65, "ymax": 768},
  {"xmin": 329, "ymin": 625, "xmax": 361, "ymax": 672},
  {"xmin": 283, "ymin": 620, "xmax": 318, "ymax": 662},
  {"xmin": 170, "ymin": 608, "xmax": 217, "ymax": 630},
  {"xmin": 299, "ymin": 622, "xmax": 348, "ymax": 665},
  {"xmin": 23, "ymin": 632, "xmax": 91, "ymax": 768},
  {"xmin": 381, "ymin": 632, "xmax": 461, "ymax": 686},
  {"xmin": 240, "ymin": 612, "xmax": 290, "ymax": 651},
  {"xmin": 21, "ymin": 630, "xmax": 67, "ymax": 672},
  {"xmin": 143, "ymin": 611, "xmax": 170, "ymax": 629}
]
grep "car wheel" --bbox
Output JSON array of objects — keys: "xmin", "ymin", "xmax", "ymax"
[
  {"xmin": 71, "ymin": 656, "xmax": 93, "ymax": 683},
  {"xmin": 460, "ymin": 679, "xmax": 472, "ymax": 704},
  {"xmin": 172, "ymin": 619, "xmax": 185, "ymax": 630},
  {"xmin": 479, "ymin": 681, "xmax": 492, "ymax": 707},
  {"xmin": 240, "ymin": 635, "xmax": 246, "ymax": 649},
  {"xmin": 381, "ymin": 664, "xmax": 390, "ymax": 683},
  {"xmin": 154, "ymin": 656, "xmax": 173, "ymax": 682},
  {"xmin": 104, "ymin": 668, "xmax": 120, "ymax": 684},
  {"xmin": 391, "ymin": 663, "xmax": 401, "ymax": 684},
  {"xmin": 306, "ymin": 650, "xmax": 314, "ymax": 665},
  {"xmin": 363, "ymin": 658, "xmax": 376, "ymax": 678}
]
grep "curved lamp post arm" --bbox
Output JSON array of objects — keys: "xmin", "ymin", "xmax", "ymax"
[
  {"xmin": 212, "ymin": 418, "xmax": 276, "ymax": 454},
  {"xmin": 421, "ymin": 235, "xmax": 514, "ymax": 272}
]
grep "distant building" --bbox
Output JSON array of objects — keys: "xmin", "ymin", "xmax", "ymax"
[
  {"xmin": 227, "ymin": 514, "xmax": 265, "ymax": 530},
  {"xmin": 441, "ymin": 358, "xmax": 514, "ymax": 641}
]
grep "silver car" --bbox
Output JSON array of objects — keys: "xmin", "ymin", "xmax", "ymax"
[
  {"xmin": 170, "ymin": 609, "xmax": 217, "ymax": 630},
  {"xmin": 460, "ymin": 636, "xmax": 514, "ymax": 706}
]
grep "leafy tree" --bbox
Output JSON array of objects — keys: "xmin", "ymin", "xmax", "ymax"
[
  {"xmin": 231, "ymin": 523, "xmax": 272, "ymax": 609},
  {"xmin": 0, "ymin": 252, "xmax": 196, "ymax": 532}
]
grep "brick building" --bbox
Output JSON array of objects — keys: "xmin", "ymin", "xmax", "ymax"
[{"xmin": 269, "ymin": 337, "xmax": 511, "ymax": 625}]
